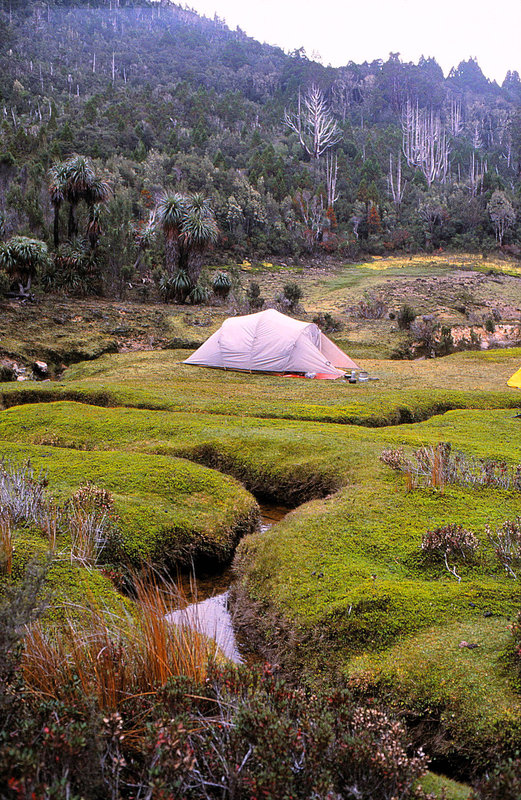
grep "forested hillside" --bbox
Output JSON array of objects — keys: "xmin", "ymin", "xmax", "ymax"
[{"xmin": 1, "ymin": 0, "xmax": 521, "ymax": 297}]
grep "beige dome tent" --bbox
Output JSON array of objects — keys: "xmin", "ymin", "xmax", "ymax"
[{"xmin": 184, "ymin": 309, "xmax": 359, "ymax": 379}]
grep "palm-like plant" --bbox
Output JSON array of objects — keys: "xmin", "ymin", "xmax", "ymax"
[
  {"xmin": 62, "ymin": 156, "xmax": 95, "ymax": 239},
  {"xmin": 86, "ymin": 204, "xmax": 103, "ymax": 249},
  {"xmin": 84, "ymin": 177, "xmax": 111, "ymax": 248},
  {"xmin": 47, "ymin": 163, "xmax": 68, "ymax": 248},
  {"xmin": 131, "ymin": 211, "xmax": 157, "ymax": 273},
  {"xmin": 155, "ymin": 192, "xmax": 188, "ymax": 273},
  {"xmin": 0, "ymin": 236, "xmax": 49, "ymax": 295},
  {"xmin": 153, "ymin": 192, "xmax": 218, "ymax": 297},
  {"xmin": 48, "ymin": 156, "xmax": 110, "ymax": 247}
]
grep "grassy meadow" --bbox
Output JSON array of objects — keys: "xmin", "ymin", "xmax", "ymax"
[{"xmin": 2, "ymin": 253, "xmax": 521, "ymax": 794}]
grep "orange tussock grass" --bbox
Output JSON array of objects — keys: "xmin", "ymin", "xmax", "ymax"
[
  {"xmin": 39, "ymin": 502, "xmax": 61, "ymax": 550},
  {"xmin": 0, "ymin": 513, "xmax": 13, "ymax": 576},
  {"xmin": 431, "ymin": 447, "xmax": 445, "ymax": 492},
  {"xmin": 23, "ymin": 573, "xmax": 220, "ymax": 712}
]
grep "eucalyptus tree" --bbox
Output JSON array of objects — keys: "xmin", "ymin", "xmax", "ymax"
[{"xmin": 488, "ymin": 190, "xmax": 516, "ymax": 245}]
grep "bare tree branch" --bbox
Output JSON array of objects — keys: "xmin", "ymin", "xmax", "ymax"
[{"xmin": 284, "ymin": 84, "xmax": 341, "ymax": 160}]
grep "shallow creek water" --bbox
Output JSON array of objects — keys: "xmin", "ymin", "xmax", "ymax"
[{"xmin": 165, "ymin": 503, "xmax": 288, "ymax": 662}]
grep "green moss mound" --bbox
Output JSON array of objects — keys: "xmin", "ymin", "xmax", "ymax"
[
  {"xmin": 1, "ymin": 346, "xmax": 520, "ymax": 426},
  {"xmin": 348, "ymin": 619, "xmax": 521, "ymax": 772},
  {"xmin": 44, "ymin": 557, "xmax": 133, "ymax": 622},
  {"xmin": 2, "ymin": 529, "xmax": 131, "ymax": 622},
  {"xmin": 418, "ymin": 772, "xmax": 470, "ymax": 800},
  {"xmin": 2, "ymin": 341, "xmax": 521, "ymax": 777},
  {"xmin": 9, "ymin": 529, "xmax": 49, "ymax": 580},
  {"xmin": 234, "ymin": 480, "xmax": 521, "ymax": 652},
  {"xmin": 0, "ymin": 441, "xmax": 258, "ymax": 568}
]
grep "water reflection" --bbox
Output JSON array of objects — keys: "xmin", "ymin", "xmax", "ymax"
[{"xmin": 166, "ymin": 502, "xmax": 288, "ymax": 662}]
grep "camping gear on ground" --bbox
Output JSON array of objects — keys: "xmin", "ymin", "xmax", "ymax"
[
  {"xmin": 184, "ymin": 309, "xmax": 359, "ymax": 379},
  {"xmin": 508, "ymin": 367, "xmax": 521, "ymax": 389}
]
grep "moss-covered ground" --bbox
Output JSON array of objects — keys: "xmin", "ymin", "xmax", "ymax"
[
  {"xmin": 3, "ymin": 254, "xmax": 521, "ymax": 788},
  {"xmin": 0, "ymin": 441, "xmax": 257, "ymax": 567}
]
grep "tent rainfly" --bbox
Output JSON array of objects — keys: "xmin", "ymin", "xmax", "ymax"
[
  {"xmin": 184, "ymin": 309, "xmax": 359, "ymax": 379},
  {"xmin": 508, "ymin": 368, "xmax": 521, "ymax": 389}
]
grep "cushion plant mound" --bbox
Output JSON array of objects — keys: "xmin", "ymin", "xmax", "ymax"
[
  {"xmin": 0, "ymin": 400, "xmax": 353, "ymax": 503},
  {"xmin": 233, "ymin": 479, "xmax": 521, "ymax": 653},
  {"xmin": 4, "ymin": 530, "xmax": 132, "ymax": 623},
  {"xmin": 3, "ymin": 343, "xmax": 521, "ymax": 776},
  {"xmin": 9, "ymin": 530, "xmax": 50, "ymax": 580},
  {"xmin": 2, "ymin": 402, "xmax": 521, "ymax": 505},
  {"xmin": 347, "ymin": 618, "xmax": 521, "ymax": 772},
  {"xmin": 417, "ymin": 772, "xmax": 471, "ymax": 800},
  {"xmin": 1, "ymin": 346, "xmax": 520, "ymax": 426},
  {"xmin": 44, "ymin": 558, "xmax": 134, "ymax": 623},
  {"xmin": 0, "ymin": 441, "xmax": 258, "ymax": 568}
]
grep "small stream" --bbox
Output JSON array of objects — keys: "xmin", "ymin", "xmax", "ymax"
[{"xmin": 165, "ymin": 502, "xmax": 289, "ymax": 662}]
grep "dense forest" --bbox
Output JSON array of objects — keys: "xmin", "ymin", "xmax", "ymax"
[{"xmin": 0, "ymin": 0, "xmax": 521, "ymax": 298}]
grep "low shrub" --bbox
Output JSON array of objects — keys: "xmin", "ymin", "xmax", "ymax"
[
  {"xmin": 0, "ymin": 365, "xmax": 15, "ymax": 382},
  {"xmin": 312, "ymin": 312, "xmax": 344, "ymax": 333},
  {"xmin": 421, "ymin": 524, "xmax": 479, "ymax": 560},
  {"xmin": 4, "ymin": 644, "xmax": 433, "ymax": 800},
  {"xmin": 282, "ymin": 281, "xmax": 303, "ymax": 310},
  {"xmin": 0, "ymin": 459, "xmax": 47, "ymax": 527},
  {"xmin": 380, "ymin": 443, "xmax": 521, "ymax": 493},
  {"xmin": 246, "ymin": 280, "xmax": 264, "ymax": 311},
  {"xmin": 356, "ymin": 291, "xmax": 388, "ymax": 319},
  {"xmin": 486, "ymin": 517, "xmax": 521, "ymax": 578},
  {"xmin": 397, "ymin": 304, "xmax": 417, "ymax": 330},
  {"xmin": 421, "ymin": 523, "xmax": 479, "ymax": 581},
  {"xmin": 472, "ymin": 758, "xmax": 521, "ymax": 799}
]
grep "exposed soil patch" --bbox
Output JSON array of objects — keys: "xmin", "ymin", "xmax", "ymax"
[{"xmin": 363, "ymin": 270, "xmax": 521, "ymax": 322}]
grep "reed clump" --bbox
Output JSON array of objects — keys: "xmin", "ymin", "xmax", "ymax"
[{"xmin": 22, "ymin": 573, "xmax": 220, "ymax": 713}]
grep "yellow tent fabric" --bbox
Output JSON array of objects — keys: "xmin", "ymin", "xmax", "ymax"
[{"xmin": 508, "ymin": 368, "xmax": 521, "ymax": 388}]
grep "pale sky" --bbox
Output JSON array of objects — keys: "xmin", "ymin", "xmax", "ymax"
[{"xmin": 185, "ymin": 0, "xmax": 521, "ymax": 84}]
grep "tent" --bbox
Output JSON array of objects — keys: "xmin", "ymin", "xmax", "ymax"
[
  {"xmin": 508, "ymin": 368, "xmax": 521, "ymax": 388},
  {"xmin": 184, "ymin": 309, "xmax": 359, "ymax": 379}
]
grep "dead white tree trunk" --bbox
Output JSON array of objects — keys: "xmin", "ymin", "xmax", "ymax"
[
  {"xmin": 388, "ymin": 152, "xmax": 406, "ymax": 208},
  {"xmin": 468, "ymin": 152, "xmax": 485, "ymax": 196},
  {"xmin": 326, "ymin": 152, "xmax": 338, "ymax": 208},
  {"xmin": 284, "ymin": 84, "xmax": 341, "ymax": 161},
  {"xmin": 449, "ymin": 96, "xmax": 464, "ymax": 136},
  {"xmin": 402, "ymin": 100, "xmax": 451, "ymax": 186}
]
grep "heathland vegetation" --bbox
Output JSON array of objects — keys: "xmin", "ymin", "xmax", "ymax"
[{"xmin": 2, "ymin": 2, "xmax": 521, "ymax": 799}]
